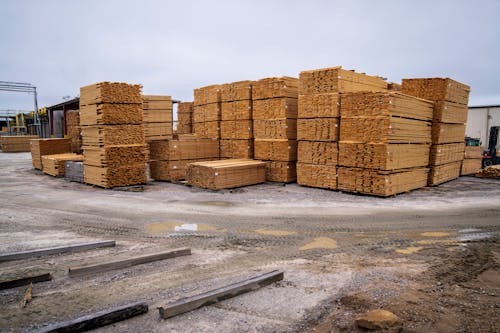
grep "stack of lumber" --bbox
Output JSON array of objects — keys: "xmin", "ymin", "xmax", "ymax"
[
  {"xmin": 66, "ymin": 110, "xmax": 82, "ymax": 153},
  {"xmin": 186, "ymin": 159, "xmax": 266, "ymax": 189},
  {"xmin": 177, "ymin": 102, "xmax": 194, "ymax": 134},
  {"xmin": 0, "ymin": 135, "xmax": 38, "ymax": 152},
  {"xmin": 461, "ymin": 146, "xmax": 483, "ymax": 175},
  {"xmin": 402, "ymin": 78, "xmax": 470, "ymax": 185},
  {"xmin": 476, "ymin": 165, "xmax": 500, "ymax": 178},
  {"xmin": 253, "ymin": 77, "xmax": 299, "ymax": 182},
  {"xmin": 80, "ymin": 82, "xmax": 147, "ymax": 188},
  {"xmin": 338, "ymin": 91, "xmax": 433, "ymax": 196},
  {"xmin": 64, "ymin": 160, "xmax": 84, "ymax": 183},
  {"xmin": 148, "ymin": 137, "xmax": 219, "ymax": 181},
  {"xmin": 30, "ymin": 138, "xmax": 71, "ymax": 170},
  {"xmin": 220, "ymin": 80, "xmax": 254, "ymax": 159},
  {"xmin": 193, "ymin": 85, "xmax": 221, "ymax": 139},
  {"xmin": 41, "ymin": 153, "xmax": 84, "ymax": 177},
  {"xmin": 143, "ymin": 95, "xmax": 173, "ymax": 141}
]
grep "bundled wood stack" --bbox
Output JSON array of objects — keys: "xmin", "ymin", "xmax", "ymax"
[
  {"xmin": 41, "ymin": 153, "xmax": 83, "ymax": 177},
  {"xmin": 142, "ymin": 95, "xmax": 173, "ymax": 141},
  {"xmin": 148, "ymin": 137, "xmax": 219, "ymax": 181},
  {"xmin": 177, "ymin": 102, "xmax": 194, "ymax": 134},
  {"xmin": 253, "ymin": 77, "xmax": 299, "ymax": 182},
  {"xmin": 186, "ymin": 159, "xmax": 266, "ymax": 190},
  {"xmin": 338, "ymin": 91, "xmax": 433, "ymax": 196},
  {"xmin": 220, "ymin": 80, "xmax": 254, "ymax": 159},
  {"xmin": 66, "ymin": 110, "xmax": 82, "ymax": 153},
  {"xmin": 30, "ymin": 138, "xmax": 71, "ymax": 170},
  {"xmin": 402, "ymin": 78, "xmax": 470, "ymax": 185},
  {"xmin": 80, "ymin": 82, "xmax": 147, "ymax": 188},
  {"xmin": 193, "ymin": 85, "xmax": 221, "ymax": 139},
  {"xmin": 461, "ymin": 146, "xmax": 483, "ymax": 175},
  {"xmin": 0, "ymin": 135, "xmax": 38, "ymax": 152},
  {"xmin": 476, "ymin": 165, "xmax": 500, "ymax": 178},
  {"xmin": 64, "ymin": 160, "xmax": 84, "ymax": 183}
]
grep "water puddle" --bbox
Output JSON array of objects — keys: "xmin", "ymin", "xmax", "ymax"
[
  {"xmin": 145, "ymin": 221, "xmax": 219, "ymax": 234},
  {"xmin": 396, "ymin": 246, "xmax": 423, "ymax": 254},
  {"xmin": 300, "ymin": 237, "xmax": 337, "ymax": 251},
  {"xmin": 254, "ymin": 229, "xmax": 297, "ymax": 236},
  {"xmin": 458, "ymin": 232, "xmax": 496, "ymax": 242},
  {"xmin": 420, "ymin": 231, "xmax": 450, "ymax": 237}
]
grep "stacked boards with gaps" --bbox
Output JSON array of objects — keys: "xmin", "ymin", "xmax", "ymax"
[
  {"xmin": 193, "ymin": 85, "xmax": 221, "ymax": 139},
  {"xmin": 177, "ymin": 102, "xmax": 194, "ymax": 134},
  {"xmin": 461, "ymin": 146, "xmax": 483, "ymax": 175},
  {"xmin": 80, "ymin": 82, "xmax": 147, "ymax": 188},
  {"xmin": 30, "ymin": 138, "xmax": 71, "ymax": 170},
  {"xmin": 66, "ymin": 110, "xmax": 82, "ymax": 153},
  {"xmin": 253, "ymin": 77, "xmax": 299, "ymax": 182},
  {"xmin": 0, "ymin": 136, "xmax": 38, "ymax": 152},
  {"xmin": 143, "ymin": 95, "xmax": 173, "ymax": 141}
]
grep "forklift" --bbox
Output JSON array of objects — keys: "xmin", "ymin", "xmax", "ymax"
[{"xmin": 483, "ymin": 126, "xmax": 500, "ymax": 167}]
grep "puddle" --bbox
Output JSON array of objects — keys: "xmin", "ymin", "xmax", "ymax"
[
  {"xmin": 420, "ymin": 231, "xmax": 450, "ymax": 237},
  {"xmin": 459, "ymin": 228, "xmax": 482, "ymax": 233},
  {"xmin": 300, "ymin": 237, "xmax": 337, "ymax": 251},
  {"xmin": 458, "ymin": 232, "xmax": 496, "ymax": 242},
  {"xmin": 145, "ymin": 221, "xmax": 218, "ymax": 234},
  {"xmin": 195, "ymin": 201, "xmax": 234, "ymax": 207},
  {"xmin": 255, "ymin": 229, "xmax": 297, "ymax": 236},
  {"xmin": 396, "ymin": 246, "xmax": 423, "ymax": 254}
]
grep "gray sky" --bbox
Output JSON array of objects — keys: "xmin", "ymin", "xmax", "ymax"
[{"xmin": 1, "ymin": 0, "xmax": 499, "ymax": 110}]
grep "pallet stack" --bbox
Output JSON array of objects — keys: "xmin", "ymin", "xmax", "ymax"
[
  {"xmin": 193, "ymin": 84, "xmax": 221, "ymax": 139},
  {"xmin": 30, "ymin": 138, "xmax": 71, "ymax": 170},
  {"xmin": 80, "ymin": 82, "xmax": 147, "ymax": 188},
  {"xmin": 143, "ymin": 95, "xmax": 173, "ymax": 141},
  {"xmin": 338, "ymin": 91, "xmax": 433, "ymax": 196},
  {"xmin": 42, "ymin": 153, "xmax": 84, "ymax": 177},
  {"xmin": 402, "ymin": 78, "xmax": 470, "ymax": 185},
  {"xmin": 66, "ymin": 110, "xmax": 82, "ymax": 153},
  {"xmin": 220, "ymin": 81, "xmax": 254, "ymax": 159},
  {"xmin": 149, "ymin": 136, "xmax": 219, "ymax": 181},
  {"xmin": 0, "ymin": 135, "xmax": 38, "ymax": 152},
  {"xmin": 252, "ymin": 77, "xmax": 299, "ymax": 182},
  {"xmin": 462, "ymin": 146, "xmax": 483, "ymax": 175},
  {"xmin": 177, "ymin": 102, "xmax": 194, "ymax": 134}
]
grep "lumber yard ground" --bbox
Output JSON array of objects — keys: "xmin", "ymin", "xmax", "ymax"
[{"xmin": 0, "ymin": 152, "xmax": 499, "ymax": 333}]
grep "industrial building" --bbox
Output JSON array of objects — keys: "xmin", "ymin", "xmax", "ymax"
[{"xmin": 466, "ymin": 104, "xmax": 500, "ymax": 147}]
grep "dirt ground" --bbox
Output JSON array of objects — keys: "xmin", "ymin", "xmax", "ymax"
[{"xmin": 0, "ymin": 152, "xmax": 499, "ymax": 333}]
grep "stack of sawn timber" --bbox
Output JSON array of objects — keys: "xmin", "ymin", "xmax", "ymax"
[
  {"xmin": 149, "ymin": 135, "xmax": 219, "ymax": 181},
  {"xmin": 402, "ymin": 78, "xmax": 470, "ymax": 185},
  {"xmin": 42, "ymin": 153, "xmax": 84, "ymax": 177},
  {"xmin": 66, "ymin": 110, "xmax": 82, "ymax": 153},
  {"xmin": 220, "ymin": 81, "xmax": 254, "ymax": 159},
  {"xmin": 143, "ymin": 95, "xmax": 173, "ymax": 141},
  {"xmin": 186, "ymin": 159, "xmax": 266, "ymax": 190},
  {"xmin": 253, "ymin": 77, "xmax": 299, "ymax": 182},
  {"xmin": 462, "ymin": 146, "xmax": 483, "ymax": 175},
  {"xmin": 0, "ymin": 135, "xmax": 38, "ymax": 152},
  {"xmin": 80, "ymin": 82, "xmax": 147, "ymax": 188},
  {"xmin": 193, "ymin": 85, "xmax": 221, "ymax": 139},
  {"xmin": 177, "ymin": 102, "xmax": 194, "ymax": 134},
  {"xmin": 476, "ymin": 165, "xmax": 500, "ymax": 178},
  {"xmin": 30, "ymin": 138, "xmax": 71, "ymax": 170}
]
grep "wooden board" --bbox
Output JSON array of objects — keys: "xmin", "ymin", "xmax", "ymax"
[
  {"xmin": 142, "ymin": 95, "xmax": 173, "ymax": 110},
  {"xmin": 254, "ymin": 139, "xmax": 297, "ymax": 162},
  {"xmin": 186, "ymin": 159, "xmax": 266, "ymax": 190},
  {"xmin": 193, "ymin": 121, "xmax": 220, "ymax": 139},
  {"xmin": 298, "ymin": 93, "xmax": 339, "ymax": 118},
  {"xmin": 265, "ymin": 161, "xmax": 296, "ymax": 183},
  {"xmin": 144, "ymin": 122, "xmax": 173, "ymax": 140},
  {"xmin": 434, "ymin": 101, "xmax": 468, "ymax": 123},
  {"xmin": 464, "ymin": 146, "xmax": 484, "ymax": 159},
  {"xmin": 297, "ymin": 163, "xmax": 337, "ymax": 190},
  {"xmin": 66, "ymin": 110, "xmax": 82, "ymax": 153},
  {"xmin": 219, "ymin": 139, "xmax": 254, "ymax": 159},
  {"xmin": 429, "ymin": 143, "xmax": 465, "ymax": 165},
  {"xmin": 158, "ymin": 270, "xmax": 284, "ymax": 319},
  {"xmin": 84, "ymin": 164, "xmax": 147, "ymax": 188},
  {"xmin": 297, "ymin": 118, "xmax": 339, "ymax": 141},
  {"xmin": 253, "ymin": 119, "xmax": 297, "ymax": 140},
  {"xmin": 83, "ymin": 145, "xmax": 147, "ymax": 167},
  {"xmin": 252, "ymin": 98, "xmax": 298, "ymax": 120},
  {"xmin": 298, "ymin": 141, "xmax": 338, "ymax": 165},
  {"xmin": 80, "ymin": 104, "xmax": 143, "ymax": 125},
  {"xmin": 428, "ymin": 161, "xmax": 462, "ymax": 186},
  {"xmin": 338, "ymin": 167, "xmax": 429, "ymax": 197},
  {"xmin": 81, "ymin": 125, "xmax": 145, "ymax": 146},
  {"xmin": 252, "ymin": 77, "xmax": 298, "ymax": 100},
  {"xmin": 1, "ymin": 135, "xmax": 39, "ymax": 152},
  {"xmin": 220, "ymin": 80, "xmax": 253, "ymax": 102},
  {"xmin": 461, "ymin": 158, "xmax": 482, "ymax": 175},
  {"xmin": 80, "ymin": 82, "xmax": 142, "ymax": 106},
  {"xmin": 143, "ymin": 109, "xmax": 173, "ymax": 123},
  {"xmin": 149, "ymin": 158, "xmax": 214, "ymax": 181},
  {"xmin": 476, "ymin": 165, "xmax": 500, "ymax": 178},
  {"xmin": 42, "ymin": 153, "xmax": 84, "ymax": 177},
  {"xmin": 30, "ymin": 138, "xmax": 71, "ymax": 169},
  {"xmin": 194, "ymin": 84, "xmax": 221, "ymax": 106},
  {"xmin": 0, "ymin": 273, "xmax": 52, "ymax": 290},
  {"xmin": 148, "ymin": 138, "xmax": 219, "ymax": 161},
  {"xmin": 193, "ymin": 103, "xmax": 221, "ymax": 123},
  {"xmin": 177, "ymin": 102, "xmax": 193, "ymax": 134},
  {"xmin": 432, "ymin": 123, "xmax": 466, "ymax": 144},
  {"xmin": 220, "ymin": 120, "xmax": 253, "ymax": 139},
  {"xmin": 339, "ymin": 142, "xmax": 430, "ymax": 170},
  {"xmin": 401, "ymin": 78, "xmax": 470, "ymax": 105},
  {"xmin": 299, "ymin": 66, "xmax": 387, "ymax": 94},
  {"xmin": 221, "ymin": 100, "xmax": 253, "ymax": 121}
]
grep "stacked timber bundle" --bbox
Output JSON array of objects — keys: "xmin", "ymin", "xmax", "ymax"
[
  {"xmin": 220, "ymin": 80, "xmax": 254, "ymax": 159},
  {"xmin": 177, "ymin": 102, "xmax": 194, "ymax": 134},
  {"xmin": 148, "ymin": 137, "xmax": 219, "ymax": 181},
  {"xmin": 476, "ymin": 165, "xmax": 500, "ymax": 178},
  {"xmin": 186, "ymin": 159, "xmax": 266, "ymax": 190},
  {"xmin": 461, "ymin": 146, "xmax": 483, "ymax": 175},
  {"xmin": 30, "ymin": 138, "xmax": 71, "ymax": 169},
  {"xmin": 193, "ymin": 85, "xmax": 221, "ymax": 139},
  {"xmin": 41, "ymin": 153, "xmax": 83, "ymax": 177},
  {"xmin": 80, "ymin": 82, "xmax": 147, "ymax": 188},
  {"xmin": 65, "ymin": 160, "xmax": 84, "ymax": 183},
  {"xmin": 0, "ymin": 135, "xmax": 38, "ymax": 152},
  {"xmin": 402, "ymin": 78, "xmax": 470, "ymax": 185},
  {"xmin": 253, "ymin": 77, "xmax": 299, "ymax": 182},
  {"xmin": 142, "ymin": 95, "xmax": 173, "ymax": 141},
  {"xmin": 338, "ymin": 91, "xmax": 433, "ymax": 196},
  {"xmin": 66, "ymin": 110, "xmax": 82, "ymax": 153}
]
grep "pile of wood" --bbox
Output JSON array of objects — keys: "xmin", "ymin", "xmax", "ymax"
[
  {"xmin": 476, "ymin": 165, "xmax": 500, "ymax": 178},
  {"xmin": 66, "ymin": 110, "xmax": 82, "ymax": 153},
  {"xmin": 177, "ymin": 102, "xmax": 193, "ymax": 134},
  {"xmin": 148, "ymin": 136, "xmax": 219, "ymax": 181},
  {"xmin": 64, "ymin": 160, "xmax": 84, "ymax": 183},
  {"xmin": 0, "ymin": 135, "xmax": 38, "ymax": 152},
  {"xmin": 193, "ymin": 85, "xmax": 221, "ymax": 139},
  {"xmin": 253, "ymin": 77, "xmax": 299, "ymax": 182},
  {"xmin": 186, "ymin": 159, "xmax": 266, "ymax": 189},
  {"xmin": 80, "ymin": 82, "xmax": 147, "ymax": 188},
  {"xmin": 461, "ymin": 146, "xmax": 483, "ymax": 175},
  {"xmin": 41, "ymin": 153, "xmax": 84, "ymax": 177},
  {"xmin": 30, "ymin": 138, "xmax": 71, "ymax": 170},
  {"xmin": 402, "ymin": 78, "xmax": 470, "ymax": 185},
  {"xmin": 338, "ymin": 91, "xmax": 433, "ymax": 196},
  {"xmin": 143, "ymin": 95, "xmax": 173, "ymax": 141},
  {"xmin": 220, "ymin": 81, "xmax": 254, "ymax": 159}
]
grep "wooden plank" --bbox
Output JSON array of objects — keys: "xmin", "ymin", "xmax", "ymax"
[
  {"xmin": 69, "ymin": 248, "xmax": 191, "ymax": 276},
  {"xmin": 0, "ymin": 273, "xmax": 52, "ymax": 290},
  {"xmin": 158, "ymin": 270, "xmax": 284, "ymax": 319},
  {"xmin": 34, "ymin": 302, "xmax": 148, "ymax": 333},
  {"xmin": 0, "ymin": 241, "xmax": 116, "ymax": 262}
]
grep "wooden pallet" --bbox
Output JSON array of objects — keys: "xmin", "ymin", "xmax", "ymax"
[
  {"xmin": 1, "ymin": 136, "xmax": 39, "ymax": 152},
  {"xmin": 220, "ymin": 120, "xmax": 253, "ymax": 139},
  {"xmin": 297, "ymin": 118, "xmax": 339, "ymax": 141},
  {"xmin": 80, "ymin": 82, "xmax": 142, "ymax": 106},
  {"xmin": 30, "ymin": 138, "xmax": 71, "ymax": 169},
  {"xmin": 297, "ymin": 163, "xmax": 337, "ymax": 190},
  {"xmin": 298, "ymin": 93, "xmax": 339, "ymax": 118},
  {"xmin": 220, "ymin": 139, "xmax": 254, "ymax": 159},
  {"xmin": 221, "ymin": 100, "xmax": 253, "ymax": 121},
  {"xmin": 220, "ymin": 80, "xmax": 253, "ymax": 102},
  {"xmin": 81, "ymin": 125, "xmax": 145, "ymax": 146},
  {"xmin": 194, "ymin": 84, "xmax": 221, "ymax": 106},
  {"xmin": 252, "ymin": 98, "xmax": 298, "ymax": 120},
  {"xmin": 83, "ymin": 145, "xmax": 147, "ymax": 167},
  {"xmin": 429, "ymin": 143, "xmax": 465, "ymax": 165},
  {"xmin": 80, "ymin": 103, "xmax": 143, "ymax": 125},
  {"xmin": 253, "ymin": 119, "xmax": 297, "ymax": 140},
  {"xmin": 432, "ymin": 123, "xmax": 466, "ymax": 144},
  {"xmin": 401, "ymin": 78, "xmax": 470, "ymax": 105},
  {"xmin": 42, "ymin": 153, "xmax": 84, "ymax": 177},
  {"xmin": 254, "ymin": 139, "xmax": 297, "ymax": 162},
  {"xmin": 252, "ymin": 77, "xmax": 299, "ymax": 100},
  {"xmin": 428, "ymin": 161, "xmax": 462, "ymax": 186},
  {"xmin": 298, "ymin": 141, "xmax": 338, "ymax": 165},
  {"xmin": 461, "ymin": 159, "xmax": 482, "ymax": 175}
]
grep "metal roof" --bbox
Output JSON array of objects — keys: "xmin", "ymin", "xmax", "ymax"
[
  {"xmin": 46, "ymin": 97, "xmax": 80, "ymax": 111},
  {"xmin": 469, "ymin": 105, "xmax": 500, "ymax": 109}
]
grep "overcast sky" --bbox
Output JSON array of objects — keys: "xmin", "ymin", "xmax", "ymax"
[{"xmin": 1, "ymin": 0, "xmax": 499, "ymax": 110}]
